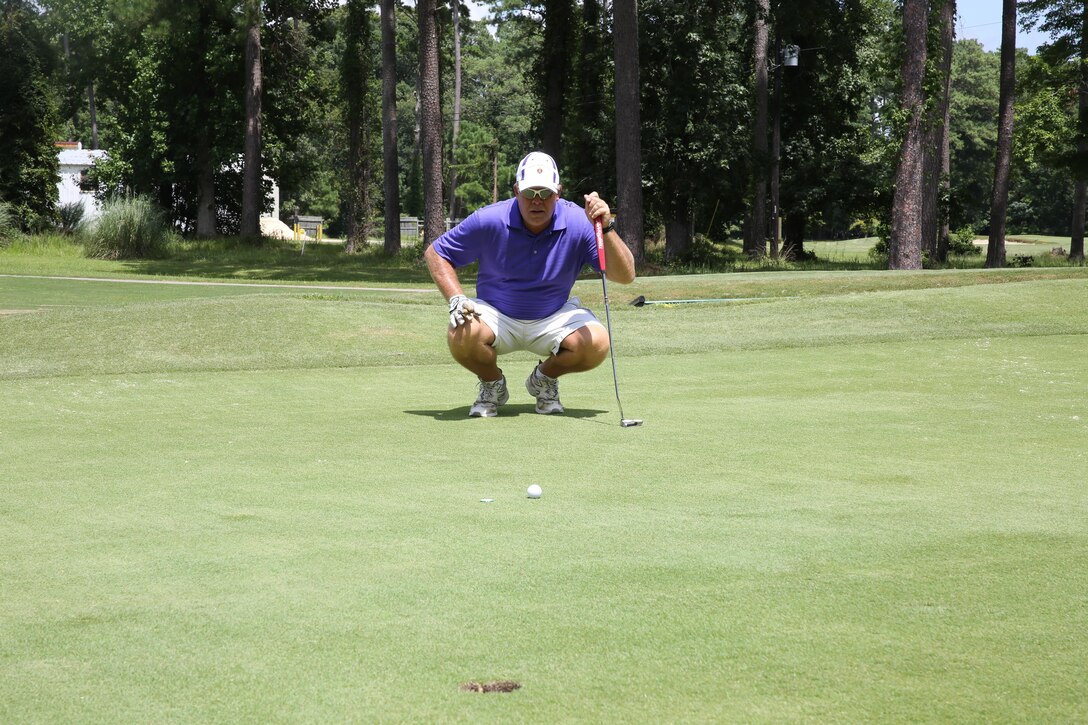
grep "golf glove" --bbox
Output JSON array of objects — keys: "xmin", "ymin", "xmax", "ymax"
[{"xmin": 448, "ymin": 294, "xmax": 478, "ymax": 327}]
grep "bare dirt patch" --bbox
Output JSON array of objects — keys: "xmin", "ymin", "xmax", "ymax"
[{"xmin": 459, "ymin": 680, "xmax": 521, "ymax": 693}]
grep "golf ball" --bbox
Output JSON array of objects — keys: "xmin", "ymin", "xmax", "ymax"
[{"xmin": 527, "ymin": 484, "xmax": 542, "ymax": 499}]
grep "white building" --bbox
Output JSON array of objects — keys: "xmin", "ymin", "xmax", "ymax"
[
  {"xmin": 55, "ymin": 142, "xmax": 281, "ymax": 224},
  {"xmin": 56, "ymin": 143, "xmax": 108, "ymax": 220}
]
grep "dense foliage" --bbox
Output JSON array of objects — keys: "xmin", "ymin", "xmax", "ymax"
[
  {"xmin": 0, "ymin": 0, "xmax": 61, "ymax": 231},
  {"xmin": 3, "ymin": 0, "xmax": 1088, "ymax": 262}
]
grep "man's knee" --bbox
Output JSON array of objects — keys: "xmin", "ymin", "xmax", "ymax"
[
  {"xmin": 448, "ymin": 319, "xmax": 495, "ymax": 358},
  {"xmin": 564, "ymin": 324, "xmax": 610, "ymax": 367},
  {"xmin": 588, "ymin": 325, "xmax": 611, "ymax": 365}
]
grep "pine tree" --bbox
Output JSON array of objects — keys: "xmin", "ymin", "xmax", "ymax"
[
  {"xmin": 889, "ymin": 0, "xmax": 927, "ymax": 270},
  {"xmin": 986, "ymin": 0, "xmax": 1016, "ymax": 268},
  {"xmin": 418, "ymin": 0, "xmax": 444, "ymax": 245}
]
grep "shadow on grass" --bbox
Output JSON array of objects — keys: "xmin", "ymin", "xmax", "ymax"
[{"xmin": 406, "ymin": 403, "xmax": 611, "ymax": 423}]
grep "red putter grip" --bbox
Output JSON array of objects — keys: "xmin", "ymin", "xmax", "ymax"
[{"xmin": 594, "ymin": 219, "xmax": 607, "ymax": 272}]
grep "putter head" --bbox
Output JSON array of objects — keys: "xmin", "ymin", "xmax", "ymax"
[
  {"xmin": 629, "ymin": 295, "xmax": 646, "ymax": 307},
  {"xmin": 620, "ymin": 419, "xmax": 643, "ymax": 427}
]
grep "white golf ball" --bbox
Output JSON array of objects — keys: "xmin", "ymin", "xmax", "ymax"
[{"xmin": 527, "ymin": 484, "xmax": 542, "ymax": 499}]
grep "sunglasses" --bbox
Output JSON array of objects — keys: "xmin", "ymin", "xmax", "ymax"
[{"xmin": 520, "ymin": 187, "xmax": 556, "ymax": 200}]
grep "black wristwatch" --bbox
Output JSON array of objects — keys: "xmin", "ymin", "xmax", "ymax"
[{"xmin": 603, "ymin": 218, "xmax": 616, "ymax": 234}]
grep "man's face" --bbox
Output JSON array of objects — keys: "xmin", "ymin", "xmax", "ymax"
[{"xmin": 515, "ymin": 184, "xmax": 561, "ymax": 234}]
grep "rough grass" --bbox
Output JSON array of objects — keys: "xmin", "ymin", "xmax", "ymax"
[{"xmin": 1, "ymin": 265, "xmax": 1087, "ymax": 722}]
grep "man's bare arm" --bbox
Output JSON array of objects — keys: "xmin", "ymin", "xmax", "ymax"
[{"xmin": 423, "ymin": 243, "xmax": 464, "ymax": 301}]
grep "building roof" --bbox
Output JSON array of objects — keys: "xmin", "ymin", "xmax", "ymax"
[{"xmin": 58, "ymin": 149, "xmax": 108, "ymax": 167}]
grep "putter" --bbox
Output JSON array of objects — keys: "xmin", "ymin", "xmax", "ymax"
[{"xmin": 595, "ymin": 219, "xmax": 643, "ymax": 427}]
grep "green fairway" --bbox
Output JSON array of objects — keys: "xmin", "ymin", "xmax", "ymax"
[
  {"xmin": 2, "ymin": 269, "xmax": 1087, "ymax": 722},
  {"xmin": 806, "ymin": 237, "xmax": 880, "ymax": 262}
]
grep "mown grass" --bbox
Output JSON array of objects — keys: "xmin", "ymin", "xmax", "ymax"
[
  {"xmin": 2, "ymin": 249, "xmax": 1087, "ymax": 722},
  {"xmin": 0, "ymin": 233, "xmax": 435, "ymax": 285},
  {"xmin": 3, "ymin": 232, "xmax": 1083, "ymax": 289},
  {"xmin": 3, "ymin": 273, "xmax": 1088, "ymax": 380}
]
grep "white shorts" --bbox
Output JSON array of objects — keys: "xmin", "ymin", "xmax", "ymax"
[{"xmin": 471, "ymin": 297, "xmax": 604, "ymax": 358}]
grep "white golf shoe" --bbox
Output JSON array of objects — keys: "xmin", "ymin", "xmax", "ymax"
[
  {"xmin": 525, "ymin": 364, "xmax": 564, "ymax": 415},
  {"xmin": 469, "ymin": 376, "xmax": 509, "ymax": 417}
]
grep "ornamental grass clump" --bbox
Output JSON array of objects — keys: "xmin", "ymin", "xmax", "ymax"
[
  {"xmin": 83, "ymin": 196, "xmax": 175, "ymax": 259},
  {"xmin": 58, "ymin": 201, "xmax": 86, "ymax": 235}
]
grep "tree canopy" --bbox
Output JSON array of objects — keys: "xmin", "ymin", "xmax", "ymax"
[{"xmin": 2, "ymin": 0, "xmax": 1085, "ymax": 264}]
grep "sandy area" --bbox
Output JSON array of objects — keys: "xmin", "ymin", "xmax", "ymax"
[{"xmin": 260, "ymin": 216, "xmax": 310, "ymax": 240}]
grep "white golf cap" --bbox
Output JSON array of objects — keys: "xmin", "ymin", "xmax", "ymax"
[{"xmin": 515, "ymin": 151, "xmax": 560, "ymax": 193}]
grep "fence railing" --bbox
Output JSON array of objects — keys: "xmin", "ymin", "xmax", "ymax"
[
  {"xmin": 398, "ymin": 217, "xmax": 463, "ymax": 246},
  {"xmin": 283, "ymin": 216, "xmax": 463, "ymax": 247},
  {"xmin": 292, "ymin": 215, "xmax": 323, "ymax": 240}
]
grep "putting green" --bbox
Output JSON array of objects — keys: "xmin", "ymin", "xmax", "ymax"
[{"xmin": 1, "ymin": 273, "xmax": 1086, "ymax": 721}]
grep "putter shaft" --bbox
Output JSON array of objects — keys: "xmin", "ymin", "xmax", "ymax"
[
  {"xmin": 595, "ymin": 219, "xmax": 641, "ymax": 427},
  {"xmin": 601, "ymin": 271, "xmax": 641, "ymax": 427}
]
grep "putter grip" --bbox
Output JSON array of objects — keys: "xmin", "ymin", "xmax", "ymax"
[{"xmin": 595, "ymin": 219, "xmax": 607, "ymax": 272}]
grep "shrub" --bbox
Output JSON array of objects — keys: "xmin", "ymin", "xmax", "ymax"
[
  {"xmin": 83, "ymin": 196, "xmax": 176, "ymax": 259},
  {"xmin": 949, "ymin": 226, "xmax": 981, "ymax": 256},
  {"xmin": 0, "ymin": 200, "xmax": 16, "ymax": 247},
  {"xmin": 868, "ymin": 238, "xmax": 888, "ymax": 264},
  {"xmin": 850, "ymin": 217, "xmax": 881, "ymax": 238},
  {"xmin": 58, "ymin": 201, "xmax": 86, "ymax": 235}
]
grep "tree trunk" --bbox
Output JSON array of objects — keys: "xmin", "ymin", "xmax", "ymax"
[
  {"xmin": 491, "ymin": 141, "xmax": 498, "ymax": 203},
  {"xmin": 343, "ymin": 0, "xmax": 375, "ymax": 254},
  {"xmin": 195, "ymin": 145, "xmax": 216, "ymax": 238},
  {"xmin": 241, "ymin": 0, "xmax": 263, "ymax": 243},
  {"xmin": 1072, "ymin": 180, "xmax": 1086, "ymax": 259},
  {"xmin": 770, "ymin": 28, "xmax": 781, "ymax": 259},
  {"xmin": 62, "ymin": 31, "xmax": 74, "ymax": 131},
  {"xmin": 418, "ymin": 0, "xmax": 444, "ymax": 246},
  {"xmin": 889, "ymin": 0, "xmax": 927, "ymax": 270},
  {"xmin": 406, "ymin": 71, "xmax": 423, "ymax": 218},
  {"xmin": 447, "ymin": 0, "xmax": 462, "ymax": 220},
  {"xmin": 381, "ymin": 0, "xmax": 400, "ymax": 255},
  {"xmin": 986, "ymin": 0, "xmax": 1015, "ymax": 268},
  {"xmin": 920, "ymin": 114, "xmax": 939, "ymax": 260},
  {"xmin": 783, "ymin": 210, "xmax": 806, "ymax": 258},
  {"xmin": 1071, "ymin": 2, "xmax": 1088, "ymax": 261},
  {"xmin": 745, "ymin": 0, "xmax": 769, "ymax": 260},
  {"xmin": 613, "ymin": 0, "xmax": 644, "ymax": 264},
  {"xmin": 87, "ymin": 82, "xmax": 98, "ymax": 150},
  {"xmin": 664, "ymin": 217, "xmax": 694, "ymax": 262},
  {"xmin": 923, "ymin": 0, "xmax": 955, "ymax": 263},
  {"xmin": 541, "ymin": 0, "xmax": 574, "ymax": 160},
  {"xmin": 62, "ymin": 32, "xmax": 81, "ymax": 140},
  {"xmin": 936, "ymin": 0, "xmax": 955, "ymax": 263},
  {"xmin": 571, "ymin": 0, "xmax": 603, "ymax": 195},
  {"xmin": 193, "ymin": 2, "xmax": 215, "ymax": 238}
]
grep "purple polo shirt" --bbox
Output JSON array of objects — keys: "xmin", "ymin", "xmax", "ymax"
[{"xmin": 431, "ymin": 198, "xmax": 601, "ymax": 319}]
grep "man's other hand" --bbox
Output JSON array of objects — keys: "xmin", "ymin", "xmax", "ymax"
[{"xmin": 448, "ymin": 294, "xmax": 479, "ymax": 327}]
